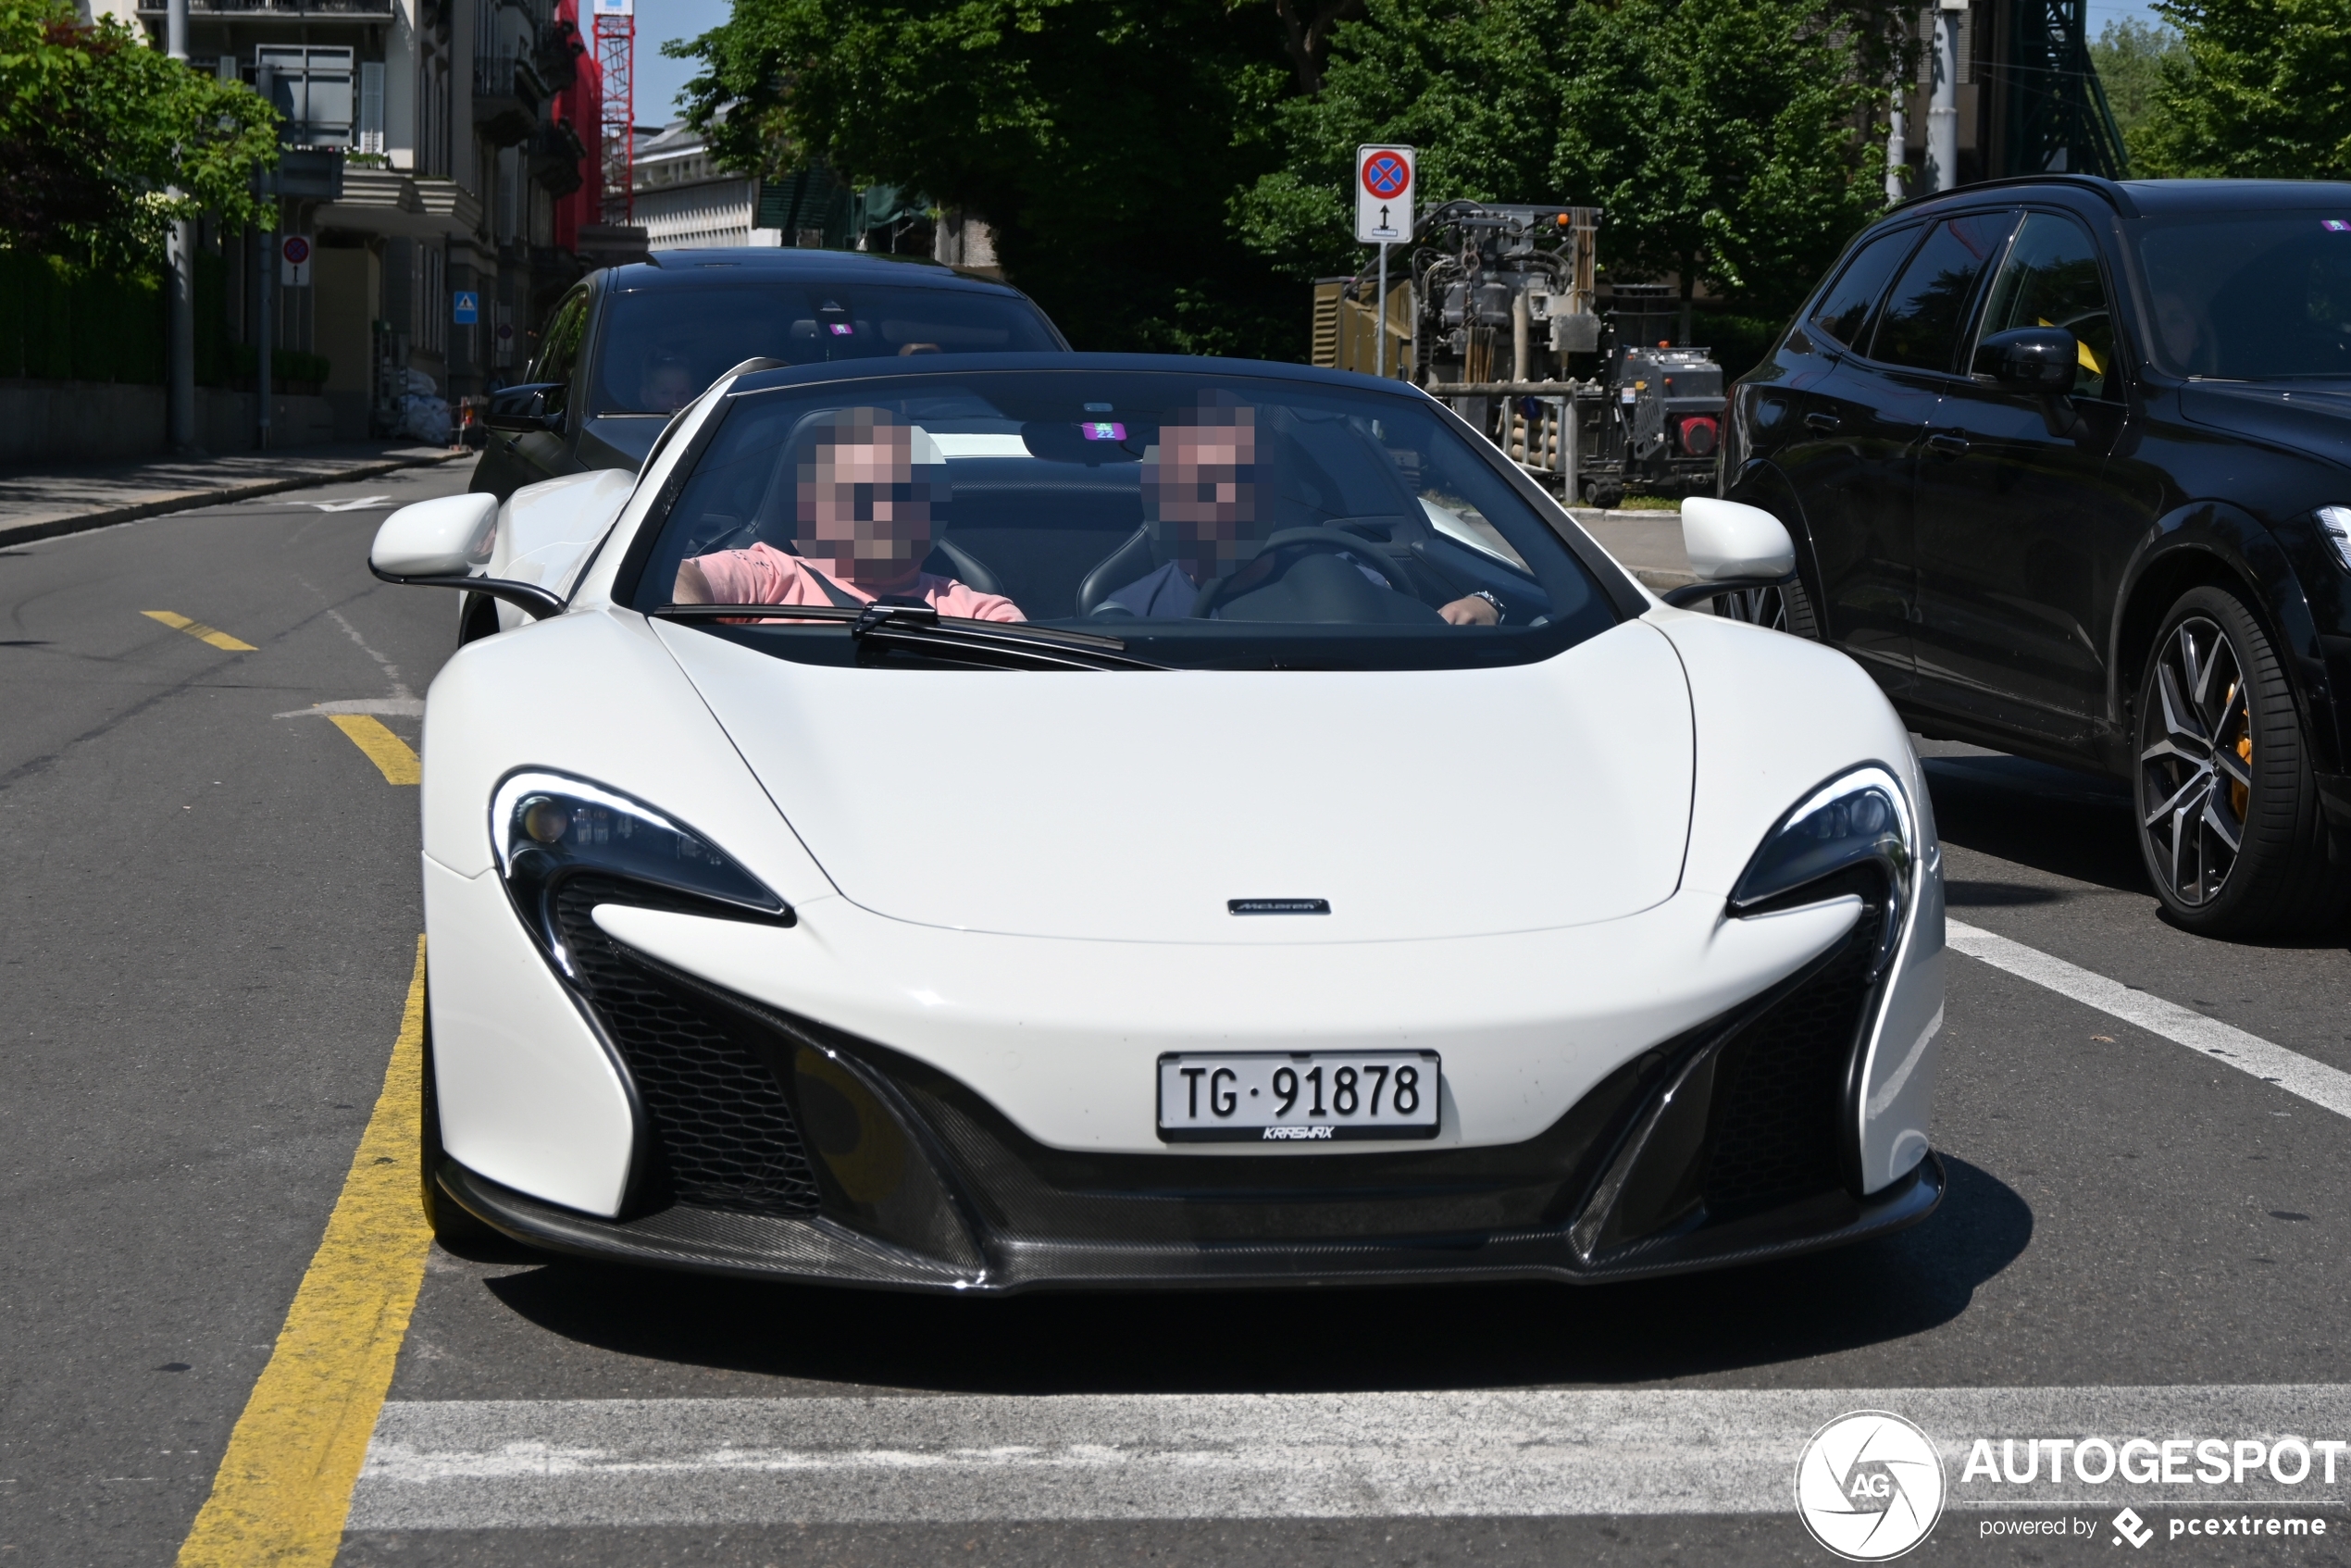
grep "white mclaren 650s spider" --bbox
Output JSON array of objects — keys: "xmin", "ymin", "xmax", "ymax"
[{"xmin": 371, "ymin": 352, "xmax": 1947, "ymax": 1291}]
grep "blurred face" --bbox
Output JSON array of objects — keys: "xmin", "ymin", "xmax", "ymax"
[
  {"xmin": 641, "ymin": 361, "xmax": 696, "ymax": 413},
  {"xmin": 796, "ymin": 418, "xmax": 933, "ymax": 588},
  {"xmin": 2155, "ymin": 292, "xmax": 2203, "ymax": 368},
  {"xmin": 1148, "ymin": 414, "xmax": 1258, "ymax": 581}
]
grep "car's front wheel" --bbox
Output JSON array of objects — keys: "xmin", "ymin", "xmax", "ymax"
[{"xmin": 2135, "ymin": 585, "xmax": 2346, "ymax": 935}]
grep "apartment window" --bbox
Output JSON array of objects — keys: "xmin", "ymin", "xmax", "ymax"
[
  {"xmin": 255, "ymin": 46, "xmax": 355, "ymax": 148},
  {"xmin": 358, "ymin": 63, "xmax": 385, "ymax": 155}
]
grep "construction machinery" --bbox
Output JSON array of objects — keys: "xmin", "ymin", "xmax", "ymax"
[{"xmin": 1311, "ymin": 201, "xmax": 1726, "ymax": 507}]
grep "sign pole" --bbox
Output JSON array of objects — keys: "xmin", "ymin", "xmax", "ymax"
[{"xmin": 1355, "ymin": 144, "xmax": 1414, "ymax": 381}]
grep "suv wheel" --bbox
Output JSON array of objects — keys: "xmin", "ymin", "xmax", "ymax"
[
  {"xmin": 1712, "ymin": 572, "xmax": 1822, "ymax": 640},
  {"xmin": 2135, "ymin": 585, "xmax": 2345, "ymax": 935}
]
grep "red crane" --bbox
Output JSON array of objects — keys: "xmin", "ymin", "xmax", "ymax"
[{"xmin": 591, "ymin": 0, "xmax": 634, "ymax": 224}]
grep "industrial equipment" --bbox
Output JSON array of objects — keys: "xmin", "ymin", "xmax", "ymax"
[{"xmin": 1310, "ymin": 201, "xmax": 1728, "ymax": 507}]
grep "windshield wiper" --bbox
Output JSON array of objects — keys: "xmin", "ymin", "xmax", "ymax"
[{"xmin": 649, "ymin": 602, "xmax": 1165, "ymax": 671}]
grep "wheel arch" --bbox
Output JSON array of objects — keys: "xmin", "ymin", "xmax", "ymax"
[
  {"xmin": 2111, "ymin": 502, "xmax": 2342, "ymax": 777},
  {"xmin": 1723, "ymin": 457, "xmax": 1826, "ymax": 621}
]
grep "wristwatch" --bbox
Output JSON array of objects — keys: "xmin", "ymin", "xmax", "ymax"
[{"xmin": 1469, "ymin": 589, "xmax": 1506, "ymax": 622}]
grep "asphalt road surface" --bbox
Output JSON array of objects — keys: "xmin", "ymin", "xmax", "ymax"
[{"xmin": 5, "ymin": 466, "xmax": 2349, "ymax": 1566}]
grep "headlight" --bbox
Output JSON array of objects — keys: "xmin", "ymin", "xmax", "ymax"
[
  {"xmin": 2318, "ymin": 507, "xmax": 2351, "ymax": 574},
  {"xmin": 491, "ymin": 770, "xmax": 791, "ymax": 976},
  {"xmin": 1728, "ymin": 764, "xmax": 1915, "ymax": 969}
]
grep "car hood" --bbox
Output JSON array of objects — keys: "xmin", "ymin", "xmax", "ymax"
[
  {"xmin": 2179, "ymin": 381, "xmax": 2351, "ymax": 467},
  {"xmin": 652, "ymin": 619, "xmax": 1696, "ymax": 943}
]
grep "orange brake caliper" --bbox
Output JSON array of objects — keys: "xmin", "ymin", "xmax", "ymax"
[{"xmin": 2229, "ymin": 684, "xmax": 2251, "ymax": 818}]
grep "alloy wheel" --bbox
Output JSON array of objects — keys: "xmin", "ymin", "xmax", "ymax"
[
  {"xmin": 2138, "ymin": 615, "xmax": 2254, "ymax": 907},
  {"xmin": 1712, "ymin": 585, "xmax": 1788, "ymax": 632}
]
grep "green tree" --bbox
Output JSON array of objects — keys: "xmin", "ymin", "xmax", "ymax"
[
  {"xmin": 671, "ymin": 0, "xmax": 1296, "ymax": 354},
  {"xmin": 1238, "ymin": 0, "xmax": 1903, "ymax": 330},
  {"xmin": 2089, "ymin": 15, "xmax": 2182, "ymax": 134},
  {"xmin": 2136, "ymin": 0, "xmax": 2351, "ymax": 177},
  {"xmin": 0, "ymin": 0, "xmax": 278, "ymax": 270}
]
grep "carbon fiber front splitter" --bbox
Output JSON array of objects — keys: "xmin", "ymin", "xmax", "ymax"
[{"xmin": 437, "ymin": 1151, "xmax": 1944, "ymax": 1295}]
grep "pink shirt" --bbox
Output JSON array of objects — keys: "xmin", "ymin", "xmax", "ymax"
[{"xmin": 690, "ymin": 542, "xmax": 1024, "ymax": 622}]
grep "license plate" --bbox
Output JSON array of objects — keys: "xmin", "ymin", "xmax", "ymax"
[{"xmin": 1156, "ymin": 1052, "xmax": 1441, "ymax": 1142}]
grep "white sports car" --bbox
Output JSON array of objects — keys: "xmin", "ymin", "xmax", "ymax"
[{"xmin": 371, "ymin": 353, "xmax": 1947, "ymax": 1290}]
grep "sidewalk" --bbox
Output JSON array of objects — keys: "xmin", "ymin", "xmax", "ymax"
[
  {"xmin": 1567, "ymin": 506, "xmax": 1696, "ymax": 596},
  {"xmin": 0, "ymin": 442, "xmax": 474, "ymax": 547}
]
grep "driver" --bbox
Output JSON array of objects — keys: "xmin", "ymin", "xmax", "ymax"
[
  {"xmin": 673, "ymin": 407, "xmax": 1024, "ymax": 621},
  {"xmin": 1097, "ymin": 395, "xmax": 1501, "ymax": 625}
]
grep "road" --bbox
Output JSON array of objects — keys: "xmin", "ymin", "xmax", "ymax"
[{"xmin": 3, "ymin": 466, "xmax": 2348, "ymax": 1566}]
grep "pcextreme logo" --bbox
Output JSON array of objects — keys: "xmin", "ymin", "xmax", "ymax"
[{"xmin": 1796, "ymin": 1411, "xmax": 1948, "ymax": 1560}]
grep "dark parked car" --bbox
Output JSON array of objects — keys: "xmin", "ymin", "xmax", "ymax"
[
  {"xmin": 469, "ymin": 247, "xmax": 1069, "ymax": 504},
  {"xmin": 1726, "ymin": 175, "xmax": 2351, "ymax": 935}
]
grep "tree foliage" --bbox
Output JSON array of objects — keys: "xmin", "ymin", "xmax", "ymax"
[
  {"xmin": 671, "ymin": 0, "xmax": 1295, "ymax": 354},
  {"xmin": 2133, "ymin": 0, "xmax": 2351, "ymax": 178},
  {"xmin": 1240, "ymin": 0, "xmax": 1903, "ymax": 322},
  {"xmin": 0, "ymin": 0, "xmax": 278, "ymax": 270},
  {"xmin": 675, "ymin": 0, "xmax": 1906, "ymax": 356}
]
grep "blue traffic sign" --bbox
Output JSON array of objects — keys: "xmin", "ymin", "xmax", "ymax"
[{"xmin": 453, "ymin": 291, "xmax": 480, "ymax": 325}]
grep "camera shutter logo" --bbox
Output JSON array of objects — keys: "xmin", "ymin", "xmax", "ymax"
[{"xmin": 1794, "ymin": 1411, "xmax": 1946, "ymax": 1560}]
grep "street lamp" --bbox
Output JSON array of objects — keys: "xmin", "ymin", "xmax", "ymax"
[{"xmin": 165, "ymin": 0, "xmax": 199, "ymax": 454}]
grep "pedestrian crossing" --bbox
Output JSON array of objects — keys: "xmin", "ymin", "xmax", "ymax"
[{"xmin": 352, "ymin": 1386, "xmax": 2351, "ymax": 1528}]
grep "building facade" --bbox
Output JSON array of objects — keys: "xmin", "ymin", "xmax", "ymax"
[{"xmin": 107, "ymin": 0, "xmax": 606, "ymax": 441}]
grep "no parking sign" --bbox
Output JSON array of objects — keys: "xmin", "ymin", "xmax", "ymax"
[
  {"xmin": 1355, "ymin": 145, "xmax": 1414, "ymax": 244},
  {"xmin": 280, "ymin": 233, "xmax": 311, "ymax": 287}
]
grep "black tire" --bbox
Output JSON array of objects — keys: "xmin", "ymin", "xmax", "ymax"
[
  {"xmin": 2134, "ymin": 585, "xmax": 2348, "ymax": 936},
  {"xmin": 1709, "ymin": 563, "xmax": 1823, "ymax": 641},
  {"xmin": 419, "ymin": 993, "xmax": 510, "ymax": 1250}
]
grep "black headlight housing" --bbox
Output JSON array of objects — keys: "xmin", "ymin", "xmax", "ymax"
[
  {"xmin": 489, "ymin": 770, "xmax": 792, "ymax": 977},
  {"xmin": 1728, "ymin": 763, "xmax": 1916, "ymax": 974}
]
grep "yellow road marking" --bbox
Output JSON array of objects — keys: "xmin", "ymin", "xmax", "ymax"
[
  {"xmin": 329, "ymin": 715, "xmax": 421, "ymax": 785},
  {"xmin": 176, "ymin": 938, "xmax": 431, "ymax": 1568},
  {"xmin": 143, "ymin": 610, "xmax": 258, "ymax": 653}
]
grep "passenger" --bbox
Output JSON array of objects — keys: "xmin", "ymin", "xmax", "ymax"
[
  {"xmin": 674, "ymin": 407, "xmax": 1024, "ymax": 621},
  {"xmin": 638, "ymin": 355, "xmax": 699, "ymax": 413},
  {"xmin": 1099, "ymin": 397, "xmax": 1501, "ymax": 625}
]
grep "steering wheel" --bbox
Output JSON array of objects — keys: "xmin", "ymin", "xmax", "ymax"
[{"xmin": 1195, "ymin": 528, "xmax": 1423, "ymax": 618}]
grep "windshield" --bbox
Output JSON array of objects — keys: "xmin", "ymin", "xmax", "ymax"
[
  {"xmin": 630, "ymin": 369, "xmax": 1620, "ymax": 672},
  {"xmin": 2135, "ymin": 212, "xmax": 2351, "ymax": 380},
  {"xmin": 592, "ymin": 283, "xmax": 1064, "ymax": 414}
]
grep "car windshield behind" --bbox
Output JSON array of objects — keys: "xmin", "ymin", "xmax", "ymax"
[
  {"xmin": 593, "ymin": 283, "xmax": 1064, "ymax": 414},
  {"xmin": 632, "ymin": 369, "xmax": 1619, "ymax": 672},
  {"xmin": 2136, "ymin": 212, "xmax": 2351, "ymax": 380}
]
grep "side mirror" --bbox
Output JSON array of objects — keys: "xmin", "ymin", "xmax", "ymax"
[
  {"xmin": 1681, "ymin": 497, "xmax": 1795, "ymax": 582},
  {"xmin": 484, "ymin": 382, "xmax": 564, "ymax": 433},
  {"xmin": 370, "ymin": 493, "xmax": 498, "ymax": 579},
  {"xmin": 369, "ymin": 493, "xmax": 566, "ymax": 619},
  {"xmin": 1978, "ymin": 327, "xmax": 2079, "ymax": 394}
]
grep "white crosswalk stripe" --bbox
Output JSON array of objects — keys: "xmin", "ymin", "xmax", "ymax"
[
  {"xmin": 1947, "ymin": 920, "xmax": 2351, "ymax": 1121},
  {"xmin": 353, "ymin": 1387, "xmax": 2351, "ymax": 1527}
]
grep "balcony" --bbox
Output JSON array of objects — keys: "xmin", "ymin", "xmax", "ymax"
[
  {"xmin": 472, "ymin": 52, "xmax": 547, "ymax": 147},
  {"xmin": 528, "ymin": 119, "xmax": 587, "ymax": 197},
  {"xmin": 139, "ymin": 0, "xmax": 392, "ymax": 18}
]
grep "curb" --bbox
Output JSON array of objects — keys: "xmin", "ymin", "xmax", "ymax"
[{"xmin": 0, "ymin": 448, "xmax": 471, "ymax": 549}]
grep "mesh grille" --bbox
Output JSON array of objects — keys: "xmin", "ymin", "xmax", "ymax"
[
  {"xmin": 1702, "ymin": 906, "xmax": 1883, "ymax": 1217},
  {"xmin": 550, "ymin": 877, "xmax": 821, "ymax": 1216}
]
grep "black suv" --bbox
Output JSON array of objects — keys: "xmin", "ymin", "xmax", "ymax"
[
  {"xmin": 1727, "ymin": 176, "xmax": 2351, "ymax": 935},
  {"xmin": 471, "ymin": 248, "xmax": 1069, "ymax": 501}
]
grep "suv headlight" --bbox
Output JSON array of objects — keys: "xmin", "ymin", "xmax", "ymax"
[
  {"xmin": 490, "ymin": 770, "xmax": 791, "ymax": 976},
  {"xmin": 1728, "ymin": 764, "xmax": 1915, "ymax": 970},
  {"xmin": 2318, "ymin": 506, "xmax": 2351, "ymax": 574}
]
